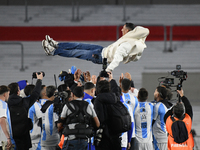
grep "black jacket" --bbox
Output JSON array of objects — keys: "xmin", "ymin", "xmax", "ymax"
[
  {"xmin": 8, "ymin": 79, "xmax": 42, "ymax": 112},
  {"xmin": 8, "ymin": 79, "xmax": 42, "ymax": 150},
  {"xmin": 160, "ymin": 99, "xmax": 173, "ymax": 109},
  {"xmin": 94, "ymin": 79, "xmax": 120, "ymax": 137},
  {"xmin": 164, "ymin": 96, "xmax": 193, "ymax": 123}
]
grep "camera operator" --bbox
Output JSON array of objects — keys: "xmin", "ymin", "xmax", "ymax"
[
  {"xmin": 8, "ymin": 72, "xmax": 43, "ymax": 150},
  {"xmin": 40, "ymin": 85, "xmax": 60, "ymax": 150},
  {"xmin": 57, "ymin": 86, "xmax": 100, "ymax": 150},
  {"xmin": 164, "ymin": 89, "xmax": 194, "ymax": 150}
]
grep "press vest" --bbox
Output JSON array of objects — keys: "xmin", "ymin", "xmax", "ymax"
[{"xmin": 166, "ymin": 113, "xmax": 194, "ymax": 150}]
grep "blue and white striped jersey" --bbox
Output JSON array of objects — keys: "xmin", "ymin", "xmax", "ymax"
[
  {"xmin": 28, "ymin": 101, "xmax": 43, "ymax": 144},
  {"xmin": 122, "ymin": 92, "xmax": 138, "ymax": 138},
  {"xmin": 83, "ymin": 92, "xmax": 94, "ymax": 108},
  {"xmin": 134, "ymin": 102, "xmax": 153, "ymax": 143},
  {"xmin": 121, "ymin": 100, "xmax": 134, "ymax": 148},
  {"xmin": 39, "ymin": 99, "xmax": 47, "ymax": 106},
  {"xmin": 41, "ymin": 104, "xmax": 60, "ymax": 146},
  {"xmin": 0, "ymin": 99, "xmax": 15, "ymax": 147},
  {"xmin": 153, "ymin": 102, "xmax": 168, "ymax": 143}
]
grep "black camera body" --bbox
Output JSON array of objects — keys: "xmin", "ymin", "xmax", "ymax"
[
  {"xmin": 99, "ymin": 58, "xmax": 109, "ymax": 78},
  {"xmin": 163, "ymin": 78, "xmax": 174, "ymax": 85},
  {"xmin": 158, "ymin": 65, "xmax": 187, "ymax": 102},
  {"xmin": 94, "ymin": 128, "xmax": 103, "ymax": 147},
  {"xmin": 32, "ymin": 71, "xmax": 45, "ymax": 79},
  {"xmin": 53, "ymin": 91, "xmax": 68, "ymax": 115},
  {"xmin": 171, "ymin": 65, "xmax": 187, "ymax": 80}
]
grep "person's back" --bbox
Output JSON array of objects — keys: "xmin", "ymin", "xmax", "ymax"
[
  {"xmin": 134, "ymin": 88, "xmax": 153, "ymax": 150},
  {"xmin": 120, "ymin": 78, "xmax": 138, "ymax": 150},
  {"xmin": 40, "ymin": 86, "xmax": 60, "ymax": 150},
  {"xmin": 58, "ymin": 86, "xmax": 100, "ymax": 150},
  {"xmin": 23, "ymin": 84, "xmax": 43, "ymax": 150},
  {"xmin": 8, "ymin": 73, "xmax": 43, "ymax": 150},
  {"xmin": 120, "ymin": 96, "xmax": 134, "ymax": 150},
  {"xmin": 153, "ymin": 86, "xmax": 173, "ymax": 150},
  {"xmin": 83, "ymin": 82, "xmax": 96, "ymax": 150},
  {"xmin": 164, "ymin": 89, "xmax": 194, "ymax": 150},
  {"xmin": 94, "ymin": 79, "xmax": 121, "ymax": 150},
  {"xmin": 29, "ymin": 101, "xmax": 42, "ymax": 150}
]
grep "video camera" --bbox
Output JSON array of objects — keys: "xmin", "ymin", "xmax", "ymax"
[
  {"xmin": 171, "ymin": 65, "xmax": 187, "ymax": 80},
  {"xmin": 99, "ymin": 58, "xmax": 109, "ymax": 78},
  {"xmin": 53, "ymin": 91, "xmax": 69, "ymax": 115},
  {"xmin": 158, "ymin": 65, "xmax": 187, "ymax": 101}
]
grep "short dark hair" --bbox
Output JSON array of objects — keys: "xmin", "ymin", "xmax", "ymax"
[
  {"xmin": 58, "ymin": 84, "xmax": 68, "ymax": 92},
  {"xmin": 8, "ymin": 82, "xmax": 19, "ymax": 95},
  {"xmin": 24, "ymin": 84, "xmax": 35, "ymax": 96},
  {"xmin": 161, "ymin": 84, "xmax": 173, "ymax": 100},
  {"xmin": 96, "ymin": 80, "xmax": 111, "ymax": 94},
  {"xmin": 125, "ymin": 23, "xmax": 135, "ymax": 31},
  {"xmin": 138, "ymin": 88, "xmax": 148, "ymax": 102},
  {"xmin": 0, "ymin": 85, "xmax": 10, "ymax": 95},
  {"xmin": 173, "ymin": 103, "xmax": 184, "ymax": 118},
  {"xmin": 72, "ymin": 86, "xmax": 84, "ymax": 98},
  {"xmin": 156, "ymin": 86, "xmax": 167, "ymax": 99},
  {"xmin": 121, "ymin": 78, "xmax": 131, "ymax": 91},
  {"xmin": 46, "ymin": 85, "xmax": 56, "ymax": 98},
  {"xmin": 84, "ymin": 82, "xmax": 95, "ymax": 90}
]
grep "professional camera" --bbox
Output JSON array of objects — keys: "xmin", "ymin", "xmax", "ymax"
[
  {"xmin": 32, "ymin": 71, "xmax": 45, "ymax": 79},
  {"xmin": 158, "ymin": 65, "xmax": 187, "ymax": 101},
  {"xmin": 53, "ymin": 91, "xmax": 69, "ymax": 115},
  {"xmin": 163, "ymin": 78, "xmax": 174, "ymax": 86},
  {"xmin": 99, "ymin": 58, "xmax": 109, "ymax": 78},
  {"xmin": 171, "ymin": 65, "xmax": 187, "ymax": 80},
  {"xmin": 94, "ymin": 128, "xmax": 103, "ymax": 147}
]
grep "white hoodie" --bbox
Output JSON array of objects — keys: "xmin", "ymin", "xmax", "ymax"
[{"xmin": 102, "ymin": 26, "xmax": 149, "ymax": 71}]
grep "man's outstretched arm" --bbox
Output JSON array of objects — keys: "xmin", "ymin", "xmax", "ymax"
[{"xmin": 106, "ymin": 42, "xmax": 132, "ymax": 71}]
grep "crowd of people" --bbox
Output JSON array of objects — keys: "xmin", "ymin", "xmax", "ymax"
[
  {"xmin": 0, "ymin": 66, "xmax": 195, "ymax": 150},
  {"xmin": 0, "ymin": 22, "xmax": 195, "ymax": 150}
]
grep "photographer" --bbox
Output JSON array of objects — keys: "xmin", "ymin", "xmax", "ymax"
[
  {"xmin": 8, "ymin": 72, "xmax": 43, "ymax": 150},
  {"xmin": 164, "ymin": 89, "xmax": 194, "ymax": 150},
  {"xmin": 40, "ymin": 85, "xmax": 60, "ymax": 150},
  {"xmin": 57, "ymin": 86, "xmax": 100, "ymax": 150},
  {"xmin": 94, "ymin": 72, "xmax": 122, "ymax": 150}
]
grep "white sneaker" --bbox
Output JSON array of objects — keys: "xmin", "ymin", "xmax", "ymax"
[
  {"xmin": 42, "ymin": 40, "xmax": 55, "ymax": 56},
  {"xmin": 45, "ymin": 35, "xmax": 59, "ymax": 48}
]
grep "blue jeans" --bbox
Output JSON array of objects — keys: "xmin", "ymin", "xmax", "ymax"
[
  {"xmin": 62, "ymin": 139, "xmax": 88, "ymax": 150},
  {"xmin": 54, "ymin": 42, "xmax": 103, "ymax": 64}
]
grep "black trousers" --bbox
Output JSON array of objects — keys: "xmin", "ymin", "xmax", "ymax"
[{"xmin": 95, "ymin": 135, "xmax": 121, "ymax": 150}]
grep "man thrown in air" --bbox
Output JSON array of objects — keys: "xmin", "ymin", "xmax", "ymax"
[{"xmin": 42, "ymin": 23, "xmax": 149, "ymax": 72}]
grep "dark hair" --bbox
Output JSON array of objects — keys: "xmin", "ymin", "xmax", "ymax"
[
  {"xmin": 58, "ymin": 84, "xmax": 68, "ymax": 92},
  {"xmin": 84, "ymin": 82, "xmax": 95, "ymax": 90},
  {"xmin": 8, "ymin": 82, "xmax": 19, "ymax": 95},
  {"xmin": 24, "ymin": 84, "xmax": 35, "ymax": 96},
  {"xmin": 72, "ymin": 86, "xmax": 84, "ymax": 98},
  {"xmin": 125, "ymin": 23, "xmax": 135, "ymax": 31},
  {"xmin": 161, "ymin": 84, "xmax": 173, "ymax": 100},
  {"xmin": 121, "ymin": 78, "xmax": 131, "ymax": 92},
  {"xmin": 156, "ymin": 86, "xmax": 167, "ymax": 99},
  {"xmin": 138, "ymin": 88, "xmax": 148, "ymax": 102},
  {"xmin": 173, "ymin": 103, "xmax": 184, "ymax": 118},
  {"xmin": 96, "ymin": 80, "xmax": 110, "ymax": 94},
  {"xmin": 0, "ymin": 85, "xmax": 10, "ymax": 95},
  {"xmin": 41, "ymin": 85, "xmax": 46, "ymax": 90},
  {"xmin": 46, "ymin": 85, "xmax": 56, "ymax": 98}
]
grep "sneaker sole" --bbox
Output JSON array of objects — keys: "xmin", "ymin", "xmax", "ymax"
[
  {"xmin": 42, "ymin": 40, "xmax": 51, "ymax": 56},
  {"xmin": 45, "ymin": 35, "xmax": 57, "ymax": 48}
]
